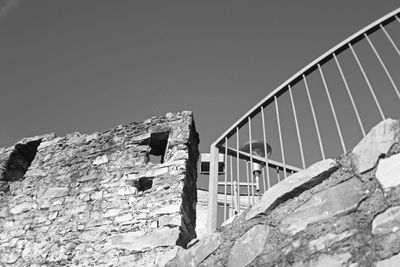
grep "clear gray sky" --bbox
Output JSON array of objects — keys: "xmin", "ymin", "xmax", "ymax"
[{"xmin": 0, "ymin": 0, "xmax": 399, "ymax": 155}]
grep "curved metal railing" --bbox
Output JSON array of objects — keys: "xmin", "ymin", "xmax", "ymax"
[{"xmin": 207, "ymin": 7, "xmax": 400, "ymax": 233}]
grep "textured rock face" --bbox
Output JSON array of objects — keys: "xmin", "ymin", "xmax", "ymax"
[
  {"xmin": 165, "ymin": 118, "xmax": 400, "ymax": 266},
  {"xmin": 350, "ymin": 118, "xmax": 400, "ymax": 173},
  {"xmin": 0, "ymin": 111, "xmax": 199, "ymax": 266}
]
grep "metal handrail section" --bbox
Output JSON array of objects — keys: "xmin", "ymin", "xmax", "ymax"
[{"xmin": 207, "ymin": 7, "xmax": 400, "ymax": 233}]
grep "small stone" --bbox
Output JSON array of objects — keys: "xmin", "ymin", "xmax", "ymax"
[
  {"xmin": 40, "ymin": 187, "xmax": 69, "ymax": 199},
  {"xmin": 90, "ymin": 191, "xmax": 103, "ymax": 200},
  {"xmin": 159, "ymin": 214, "xmax": 181, "ymax": 227},
  {"xmin": 246, "ymin": 159, "xmax": 338, "ymax": 220},
  {"xmin": 376, "ymin": 253, "xmax": 400, "ymax": 267},
  {"xmin": 351, "ymin": 118, "xmax": 400, "ymax": 173},
  {"xmin": 372, "ymin": 206, "xmax": 400, "ymax": 235},
  {"xmin": 48, "ymin": 211, "xmax": 58, "ymax": 221},
  {"xmin": 103, "ymin": 208, "xmax": 122, "ymax": 218},
  {"xmin": 37, "ymin": 137, "xmax": 62, "ymax": 150},
  {"xmin": 7, "ymin": 250, "xmax": 21, "ymax": 264},
  {"xmin": 10, "ymin": 202, "xmax": 37, "ymax": 215},
  {"xmin": 376, "ymin": 153, "xmax": 400, "ymax": 191},
  {"xmin": 281, "ymin": 178, "xmax": 365, "ymax": 234},
  {"xmin": 227, "ymin": 224, "xmax": 271, "ymax": 267},
  {"xmin": 77, "ymin": 173, "xmax": 97, "ymax": 182},
  {"xmin": 155, "ymin": 247, "xmax": 181, "ymax": 267},
  {"xmin": 152, "ymin": 204, "xmax": 181, "ymax": 215},
  {"xmin": 108, "ymin": 228, "xmax": 179, "ymax": 251},
  {"xmin": 93, "ymin": 155, "xmax": 109, "ymax": 165},
  {"xmin": 117, "ymin": 186, "xmax": 137, "ymax": 196},
  {"xmin": 115, "ymin": 214, "xmax": 133, "ymax": 223}
]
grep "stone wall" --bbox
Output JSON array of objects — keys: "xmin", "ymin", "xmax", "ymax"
[
  {"xmin": 167, "ymin": 118, "xmax": 400, "ymax": 266},
  {"xmin": 0, "ymin": 111, "xmax": 199, "ymax": 266}
]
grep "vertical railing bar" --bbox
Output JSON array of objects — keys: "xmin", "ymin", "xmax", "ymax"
[
  {"xmin": 274, "ymin": 95, "xmax": 287, "ymax": 179},
  {"xmin": 288, "ymin": 85, "xmax": 306, "ymax": 169},
  {"xmin": 333, "ymin": 53, "xmax": 366, "ymax": 137},
  {"xmin": 365, "ymin": 33, "xmax": 400, "ymax": 100},
  {"xmin": 248, "ymin": 117, "xmax": 255, "ymax": 204},
  {"xmin": 349, "ymin": 43, "xmax": 385, "ymax": 120},
  {"xmin": 276, "ymin": 167, "xmax": 280, "ymax": 182},
  {"xmin": 318, "ymin": 64, "xmax": 347, "ymax": 154},
  {"xmin": 246, "ymin": 161, "xmax": 251, "ymax": 206},
  {"xmin": 223, "ymin": 138, "xmax": 228, "ymax": 221},
  {"xmin": 236, "ymin": 127, "xmax": 240, "ymax": 215},
  {"xmin": 261, "ymin": 166, "xmax": 266, "ymax": 194},
  {"xmin": 207, "ymin": 145, "xmax": 219, "ymax": 234},
  {"xmin": 303, "ymin": 74, "xmax": 325, "ymax": 160},
  {"xmin": 380, "ymin": 24, "xmax": 400, "ymax": 57},
  {"xmin": 261, "ymin": 106, "xmax": 271, "ymax": 191},
  {"xmin": 229, "ymin": 155, "xmax": 234, "ymax": 216}
]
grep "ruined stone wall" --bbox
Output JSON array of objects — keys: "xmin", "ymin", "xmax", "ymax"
[
  {"xmin": 0, "ymin": 111, "xmax": 199, "ymax": 266},
  {"xmin": 167, "ymin": 118, "xmax": 400, "ymax": 267}
]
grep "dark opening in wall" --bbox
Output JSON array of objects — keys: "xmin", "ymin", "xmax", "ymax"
[
  {"xmin": 148, "ymin": 131, "xmax": 169, "ymax": 164},
  {"xmin": 133, "ymin": 177, "xmax": 153, "ymax": 192},
  {"xmin": 3, "ymin": 140, "xmax": 41, "ymax": 182}
]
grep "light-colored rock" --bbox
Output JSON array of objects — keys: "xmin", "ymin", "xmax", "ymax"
[
  {"xmin": 221, "ymin": 210, "xmax": 243, "ymax": 227},
  {"xmin": 372, "ymin": 206, "xmax": 400, "ymax": 235},
  {"xmin": 281, "ymin": 178, "xmax": 364, "ymax": 234},
  {"xmin": 376, "ymin": 153, "xmax": 400, "ymax": 191},
  {"xmin": 10, "ymin": 202, "xmax": 37, "ymax": 215},
  {"xmin": 115, "ymin": 214, "xmax": 133, "ymax": 224},
  {"xmin": 93, "ymin": 155, "xmax": 109, "ymax": 165},
  {"xmin": 159, "ymin": 214, "xmax": 181, "ymax": 227},
  {"xmin": 155, "ymin": 247, "xmax": 182, "ymax": 267},
  {"xmin": 351, "ymin": 118, "xmax": 400, "ymax": 173},
  {"xmin": 103, "ymin": 208, "xmax": 122, "ymax": 218},
  {"xmin": 108, "ymin": 227, "xmax": 179, "ymax": 251},
  {"xmin": 40, "ymin": 187, "xmax": 69, "ymax": 199},
  {"xmin": 227, "ymin": 224, "xmax": 271, "ymax": 267},
  {"xmin": 246, "ymin": 159, "xmax": 338, "ymax": 220},
  {"xmin": 174, "ymin": 233, "xmax": 221, "ymax": 267},
  {"xmin": 308, "ymin": 253, "xmax": 352, "ymax": 267},
  {"xmin": 376, "ymin": 253, "xmax": 400, "ymax": 267},
  {"xmin": 309, "ymin": 230, "xmax": 356, "ymax": 251},
  {"xmin": 37, "ymin": 137, "xmax": 62, "ymax": 150},
  {"xmin": 152, "ymin": 204, "xmax": 181, "ymax": 215}
]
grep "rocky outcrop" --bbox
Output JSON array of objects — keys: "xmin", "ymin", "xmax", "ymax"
[
  {"xmin": 166, "ymin": 118, "xmax": 400, "ymax": 266},
  {"xmin": 0, "ymin": 111, "xmax": 199, "ymax": 266}
]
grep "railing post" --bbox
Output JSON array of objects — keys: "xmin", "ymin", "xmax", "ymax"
[{"xmin": 207, "ymin": 144, "xmax": 219, "ymax": 234}]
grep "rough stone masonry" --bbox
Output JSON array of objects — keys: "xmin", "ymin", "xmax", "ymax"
[{"xmin": 0, "ymin": 111, "xmax": 199, "ymax": 266}]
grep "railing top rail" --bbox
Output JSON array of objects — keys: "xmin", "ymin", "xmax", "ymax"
[{"xmin": 211, "ymin": 7, "xmax": 400, "ymax": 147}]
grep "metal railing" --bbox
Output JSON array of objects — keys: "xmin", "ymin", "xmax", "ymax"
[{"xmin": 207, "ymin": 7, "xmax": 400, "ymax": 233}]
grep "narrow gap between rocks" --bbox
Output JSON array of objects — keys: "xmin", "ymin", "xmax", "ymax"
[
  {"xmin": 2, "ymin": 140, "xmax": 42, "ymax": 182},
  {"xmin": 149, "ymin": 131, "xmax": 169, "ymax": 164}
]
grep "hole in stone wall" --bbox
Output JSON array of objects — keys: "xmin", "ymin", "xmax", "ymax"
[
  {"xmin": 130, "ymin": 177, "xmax": 153, "ymax": 192},
  {"xmin": 2, "ymin": 140, "xmax": 42, "ymax": 182},
  {"xmin": 148, "ymin": 131, "xmax": 169, "ymax": 164}
]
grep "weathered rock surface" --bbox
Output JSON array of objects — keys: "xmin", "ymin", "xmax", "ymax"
[
  {"xmin": 351, "ymin": 118, "xmax": 400, "ymax": 173},
  {"xmin": 246, "ymin": 159, "xmax": 338, "ymax": 220},
  {"xmin": 0, "ymin": 111, "xmax": 199, "ymax": 267},
  {"xmin": 169, "ymin": 233, "xmax": 221, "ymax": 267},
  {"xmin": 372, "ymin": 206, "xmax": 400, "ymax": 235},
  {"xmin": 376, "ymin": 253, "xmax": 400, "ymax": 267},
  {"xmin": 281, "ymin": 178, "xmax": 365, "ymax": 234},
  {"xmin": 227, "ymin": 224, "xmax": 271, "ymax": 267},
  {"xmin": 376, "ymin": 153, "xmax": 400, "ymax": 191}
]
